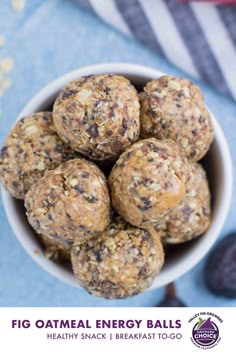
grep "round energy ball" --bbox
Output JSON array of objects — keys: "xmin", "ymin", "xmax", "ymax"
[
  {"xmin": 139, "ymin": 76, "xmax": 214, "ymax": 162},
  {"xmin": 0, "ymin": 112, "xmax": 78, "ymax": 199},
  {"xmin": 25, "ymin": 159, "xmax": 110, "ymax": 243},
  {"xmin": 162, "ymin": 163, "xmax": 211, "ymax": 244},
  {"xmin": 71, "ymin": 216, "xmax": 164, "ymax": 299},
  {"xmin": 38, "ymin": 234, "xmax": 71, "ymax": 263},
  {"xmin": 53, "ymin": 74, "xmax": 140, "ymax": 161},
  {"xmin": 108, "ymin": 138, "xmax": 192, "ymax": 228}
]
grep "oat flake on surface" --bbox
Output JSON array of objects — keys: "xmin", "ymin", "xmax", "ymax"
[
  {"xmin": 11, "ymin": 0, "xmax": 26, "ymax": 12},
  {"xmin": 0, "ymin": 35, "xmax": 6, "ymax": 47},
  {"xmin": 0, "ymin": 57, "xmax": 14, "ymax": 74}
]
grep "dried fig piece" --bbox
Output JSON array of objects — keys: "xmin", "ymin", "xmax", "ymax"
[
  {"xmin": 157, "ymin": 282, "xmax": 187, "ymax": 307},
  {"xmin": 205, "ymin": 233, "xmax": 236, "ymax": 298}
]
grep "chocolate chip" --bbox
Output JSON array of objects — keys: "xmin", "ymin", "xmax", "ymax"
[
  {"xmin": 142, "ymin": 231, "xmax": 150, "ymax": 241},
  {"xmin": 74, "ymin": 184, "xmax": 84, "ymax": 193},
  {"xmin": 147, "ymin": 142, "xmax": 160, "ymax": 153},
  {"xmin": 87, "ymin": 124, "xmax": 99, "ymax": 138},
  {"xmin": 138, "ymin": 266, "xmax": 147, "ymax": 277},
  {"xmin": 0, "ymin": 146, "xmax": 8, "ymax": 159},
  {"xmin": 104, "ymin": 87, "xmax": 111, "ymax": 95},
  {"xmin": 81, "ymin": 172, "xmax": 89, "ymax": 178},
  {"xmin": 107, "ymin": 129, "xmax": 113, "ymax": 136},
  {"xmin": 138, "ymin": 205, "xmax": 152, "ymax": 211},
  {"xmin": 152, "ymin": 145, "xmax": 160, "ymax": 153},
  {"xmin": 61, "ymin": 89, "xmax": 78, "ymax": 100},
  {"xmin": 54, "ymin": 145, "xmax": 63, "ymax": 153},
  {"xmin": 140, "ymin": 197, "xmax": 151, "ymax": 206},
  {"xmin": 85, "ymin": 195, "xmax": 98, "ymax": 203},
  {"xmin": 12, "ymin": 181, "xmax": 18, "ymax": 189},
  {"xmin": 122, "ymin": 118, "xmax": 128, "ymax": 130},
  {"xmin": 199, "ymin": 116, "xmax": 205, "ymax": 123},
  {"xmin": 93, "ymin": 250, "xmax": 103, "ymax": 262}
]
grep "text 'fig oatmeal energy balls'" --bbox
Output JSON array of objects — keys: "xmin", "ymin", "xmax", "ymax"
[
  {"xmin": 71, "ymin": 216, "xmax": 164, "ymax": 299},
  {"xmin": 162, "ymin": 163, "xmax": 211, "ymax": 244},
  {"xmin": 0, "ymin": 112, "xmax": 78, "ymax": 199},
  {"xmin": 25, "ymin": 159, "xmax": 110, "ymax": 243},
  {"xmin": 139, "ymin": 76, "xmax": 214, "ymax": 162},
  {"xmin": 53, "ymin": 74, "xmax": 140, "ymax": 161},
  {"xmin": 108, "ymin": 138, "xmax": 192, "ymax": 229}
]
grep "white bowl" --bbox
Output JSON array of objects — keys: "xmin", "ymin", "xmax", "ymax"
[{"xmin": 1, "ymin": 63, "xmax": 233, "ymax": 290}]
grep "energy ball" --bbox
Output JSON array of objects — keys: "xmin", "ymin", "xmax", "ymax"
[
  {"xmin": 53, "ymin": 74, "xmax": 140, "ymax": 161},
  {"xmin": 139, "ymin": 76, "xmax": 214, "ymax": 162},
  {"xmin": 71, "ymin": 216, "xmax": 164, "ymax": 299},
  {"xmin": 25, "ymin": 159, "xmax": 110, "ymax": 243},
  {"xmin": 162, "ymin": 163, "xmax": 211, "ymax": 244},
  {"xmin": 38, "ymin": 234, "xmax": 71, "ymax": 263},
  {"xmin": 108, "ymin": 138, "xmax": 192, "ymax": 228},
  {"xmin": 0, "ymin": 112, "xmax": 78, "ymax": 199}
]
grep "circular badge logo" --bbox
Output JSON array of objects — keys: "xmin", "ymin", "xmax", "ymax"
[{"xmin": 192, "ymin": 317, "xmax": 219, "ymax": 347}]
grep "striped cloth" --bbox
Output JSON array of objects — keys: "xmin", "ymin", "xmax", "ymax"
[{"xmin": 75, "ymin": 0, "xmax": 236, "ymax": 100}]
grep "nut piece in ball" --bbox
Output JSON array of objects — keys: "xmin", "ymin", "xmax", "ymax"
[
  {"xmin": 71, "ymin": 216, "xmax": 164, "ymax": 299},
  {"xmin": 139, "ymin": 76, "xmax": 214, "ymax": 162},
  {"xmin": 108, "ymin": 138, "xmax": 192, "ymax": 228},
  {"xmin": 25, "ymin": 159, "xmax": 110, "ymax": 243},
  {"xmin": 53, "ymin": 74, "xmax": 140, "ymax": 161},
  {"xmin": 0, "ymin": 112, "xmax": 78, "ymax": 199},
  {"xmin": 162, "ymin": 163, "xmax": 211, "ymax": 244}
]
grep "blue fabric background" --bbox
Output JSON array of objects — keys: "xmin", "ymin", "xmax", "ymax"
[{"xmin": 0, "ymin": 0, "xmax": 236, "ymax": 307}]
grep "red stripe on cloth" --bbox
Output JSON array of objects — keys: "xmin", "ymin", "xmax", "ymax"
[{"xmin": 179, "ymin": 0, "xmax": 236, "ymax": 4}]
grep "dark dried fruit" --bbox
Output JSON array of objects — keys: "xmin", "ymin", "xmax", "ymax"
[
  {"xmin": 87, "ymin": 124, "xmax": 99, "ymax": 138},
  {"xmin": 205, "ymin": 233, "xmax": 236, "ymax": 298},
  {"xmin": 157, "ymin": 283, "xmax": 187, "ymax": 307}
]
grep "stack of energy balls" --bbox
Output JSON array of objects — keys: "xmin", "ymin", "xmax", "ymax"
[{"xmin": 0, "ymin": 74, "xmax": 214, "ymax": 299}]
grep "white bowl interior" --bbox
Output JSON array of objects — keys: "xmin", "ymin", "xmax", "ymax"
[{"xmin": 1, "ymin": 63, "xmax": 233, "ymax": 290}]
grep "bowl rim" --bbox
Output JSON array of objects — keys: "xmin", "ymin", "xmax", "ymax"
[{"xmin": 1, "ymin": 62, "xmax": 233, "ymax": 290}]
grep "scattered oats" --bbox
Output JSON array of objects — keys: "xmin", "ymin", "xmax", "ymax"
[
  {"xmin": 0, "ymin": 57, "xmax": 14, "ymax": 74},
  {"xmin": 0, "ymin": 78, "xmax": 11, "ymax": 96},
  {"xmin": 11, "ymin": 0, "xmax": 26, "ymax": 12},
  {"xmin": 0, "ymin": 35, "xmax": 6, "ymax": 47}
]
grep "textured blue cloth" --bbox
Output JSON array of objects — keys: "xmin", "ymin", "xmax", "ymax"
[{"xmin": 0, "ymin": 0, "xmax": 236, "ymax": 307}]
